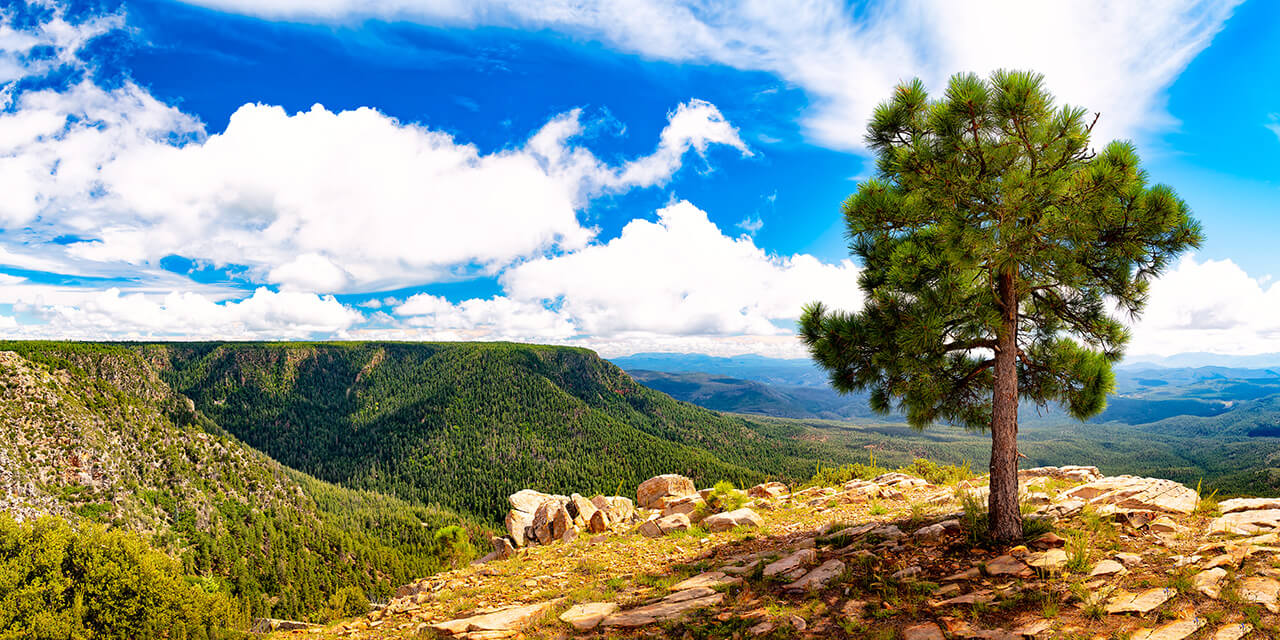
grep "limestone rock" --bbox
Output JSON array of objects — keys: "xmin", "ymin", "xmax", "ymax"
[
  {"xmin": 702, "ymin": 508, "xmax": 763, "ymax": 532},
  {"xmin": 600, "ymin": 592, "xmax": 723, "ymax": 628},
  {"xmin": 784, "ymin": 559, "xmax": 845, "ymax": 591},
  {"xmin": 1149, "ymin": 515, "xmax": 1184, "ymax": 534},
  {"xmin": 1211, "ymin": 623, "xmax": 1254, "ymax": 640},
  {"xmin": 1238, "ymin": 576, "xmax": 1280, "ymax": 613},
  {"xmin": 670, "ymin": 571, "xmax": 739, "ymax": 591},
  {"xmin": 1027, "ymin": 548, "xmax": 1068, "ymax": 573},
  {"xmin": 1210, "ymin": 509, "xmax": 1280, "ymax": 535},
  {"xmin": 985, "ymin": 555, "xmax": 1031, "ymax": 577},
  {"xmin": 508, "ymin": 489, "xmax": 555, "ymax": 514},
  {"xmin": 568, "ymin": 493, "xmax": 598, "ymax": 527},
  {"xmin": 505, "ymin": 510, "xmax": 531, "ymax": 547},
  {"xmin": 902, "ymin": 622, "xmax": 945, "ymax": 640},
  {"xmin": 763, "ymin": 548, "xmax": 817, "ymax": 578},
  {"xmin": 1130, "ymin": 617, "xmax": 1205, "ymax": 640},
  {"xmin": 1105, "ymin": 587, "xmax": 1174, "ymax": 615},
  {"xmin": 1090, "ymin": 559, "xmax": 1126, "ymax": 576},
  {"xmin": 429, "ymin": 602, "xmax": 552, "ymax": 636},
  {"xmin": 1194, "ymin": 567, "xmax": 1227, "ymax": 599},
  {"xmin": 748, "ymin": 481, "xmax": 789, "ymax": 499},
  {"xmin": 638, "ymin": 513, "xmax": 691, "ymax": 538},
  {"xmin": 637, "ymin": 474, "xmax": 697, "ymax": 509},
  {"xmin": 588, "ymin": 509, "xmax": 610, "ymax": 533},
  {"xmin": 1219, "ymin": 497, "xmax": 1280, "ymax": 513},
  {"xmin": 662, "ymin": 495, "xmax": 706, "ymax": 521},
  {"xmin": 1062, "ymin": 475, "xmax": 1198, "ymax": 514},
  {"xmin": 558, "ymin": 602, "xmax": 619, "ymax": 631}
]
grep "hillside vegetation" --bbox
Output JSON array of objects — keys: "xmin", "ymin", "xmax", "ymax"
[
  {"xmin": 0, "ymin": 343, "xmax": 479, "ymax": 625},
  {"xmin": 148, "ymin": 342, "xmax": 856, "ymax": 522}
]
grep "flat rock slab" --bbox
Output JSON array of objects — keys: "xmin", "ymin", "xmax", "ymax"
[
  {"xmin": 763, "ymin": 548, "xmax": 817, "ymax": 578},
  {"xmin": 1194, "ymin": 567, "xmax": 1228, "ymax": 599},
  {"xmin": 1064, "ymin": 475, "xmax": 1198, "ymax": 514},
  {"xmin": 935, "ymin": 589, "xmax": 994, "ymax": 607},
  {"xmin": 1105, "ymin": 588, "xmax": 1175, "ymax": 615},
  {"xmin": 1220, "ymin": 497, "xmax": 1280, "ymax": 513},
  {"xmin": 784, "ymin": 559, "xmax": 845, "ymax": 591},
  {"xmin": 903, "ymin": 622, "xmax": 945, "ymax": 640},
  {"xmin": 430, "ymin": 602, "xmax": 552, "ymax": 635},
  {"xmin": 1011, "ymin": 619, "xmax": 1053, "ymax": 636},
  {"xmin": 600, "ymin": 593, "xmax": 723, "ymax": 628},
  {"xmin": 1027, "ymin": 548, "xmax": 1067, "ymax": 573},
  {"xmin": 558, "ymin": 602, "xmax": 618, "ymax": 631},
  {"xmin": 1090, "ymin": 559, "xmax": 1127, "ymax": 576},
  {"xmin": 1210, "ymin": 509, "xmax": 1280, "ymax": 536},
  {"xmin": 985, "ymin": 555, "xmax": 1031, "ymax": 577},
  {"xmin": 1130, "ymin": 617, "xmax": 1205, "ymax": 640},
  {"xmin": 1238, "ymin": 576, "xmax": 1280, "ymax": 613},
  {"xmin": 1212, "ymin": 623, "xmax": 1254, "ymax": 640},
  {"xmin": 671, "ymin": 571, "xmax": 739, "ymax": 591}
]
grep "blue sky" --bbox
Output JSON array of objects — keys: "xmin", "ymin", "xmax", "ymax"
[{"xmin": 0, "ymin": 0, "xmax": 1275, "ymax": 357}]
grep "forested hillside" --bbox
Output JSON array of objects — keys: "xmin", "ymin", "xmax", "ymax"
[
  {"xmin": 147, "ymin": 342, "xmax": 850, "ymax": 522},
  {"xmin": 0, "ymin": 343, "xmax": 481, "ymax": 625}
]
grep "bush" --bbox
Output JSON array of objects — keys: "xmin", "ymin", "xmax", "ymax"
[
  {"xmin": 703, "ymin": 481, "xmax": 746, "ymax": 514},
  {"xmin": 433, "ymin": 525, "xmax": 476, "ymax": 568},
  {"xmin": 0, "ymin": 514, "xmax": 238, "ymax": 640},
  {"xmin": 897, "ymin": 458, "xmax": 974, "ymax": 485},
  {"xmin": 324, "ymin": 586, "xmax": 370, "ymax": 621}
]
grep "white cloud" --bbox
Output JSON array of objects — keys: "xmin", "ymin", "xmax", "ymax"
[
  {"xmin": 10, "ymin": 285, "xmax": 361, "ymax": 340},
  {"xmin": 387, "ymin": 200, "xmax": 862, "ymax": 355},
  {"xmin": 1128, "ymin": 256, "xmax": 1280, "ymax": 356},
  {"xmin": 1267, "ymin": 114, "xmax": 1280, "ymax": 141},
  {"xmin": 177, "ymin": 0, "xmax": 1239, "ymax": 151},
  {"xmin": 6, "ymin": 93, "xmax": 747, "ymax": 292}
]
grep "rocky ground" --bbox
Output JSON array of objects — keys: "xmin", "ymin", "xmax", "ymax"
[{"xmin": 273, "ymin": 466, "xmax": 1280, "ymax": 640}]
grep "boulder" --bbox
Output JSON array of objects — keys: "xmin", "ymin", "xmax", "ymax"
[
  {"xmin": 1219, "ymin": 497, "xmax": 1280, "ymax": 514},
  {"xmin": 747, "ymin": 482, "xmax": 789, "ymax": 499},
  {"xmin": 590, "ymin": 495, "xmax": 635, "ymax": 524},
  {"xmin": 587, "ymin": 509, "xmax": 610, "ymax": 533},
  {"xmin": 568, "ymin": 493, "xmax": 598, "ymax": 527},
  {"xmin": 508, "ymin": 489, "xmax": 555, "ymax": 514},
  {"xmin": 529, "ymin": 499, "xmax": 572, "ymax": 545},
  {"xmin": 702, "ymin": 508, "xmax": 763, "ymax": 533},
  {"xmin": 1062, "ymin": 475, "xmax": 1198, "ymax": 514},
  {"xmin": 1090, "ymin": 559, "xmax": 1127, "ymax": 577},
  {"xmin": 637, "ymin": 474, "xmax": 697, "ymax": 509},
  {"xmin": 505, "ymin": 510, "xmax": 531, "ymax": 547},
  {"xmin": 559, "ymin": 602, "xmax": 619, "ymax": 631},
  {"xmin": 662, "ymin": 495, "xmax": 706, "ymax": 521}
]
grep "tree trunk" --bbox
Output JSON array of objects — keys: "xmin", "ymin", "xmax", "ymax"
[{"xmin": 989, "ymin": 269, "xmax": 1022, "ymax": 543}]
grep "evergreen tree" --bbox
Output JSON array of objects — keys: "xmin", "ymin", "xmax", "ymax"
[{"xmin": 800, "ymin": 70, "xmax": 1202, "ymax": 541}]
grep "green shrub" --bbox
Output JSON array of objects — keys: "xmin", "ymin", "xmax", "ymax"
[
  {"xmin": 324, "ymin": 586, "xmax": 370, "ymax": 621},
  {"xmin": 703, "ymin": 481, "xmax": 746, "ymax": 514},
  {"xmin": 433, "ymin": 525, "xmax": 476, "ymax": 568},
  {"xmin": 0, "ymin": 514, "xmax": 238, "ymax": 639},
  {"xmin": 897, "ymin": 458, "xmax": 974, "ymax": 485}
]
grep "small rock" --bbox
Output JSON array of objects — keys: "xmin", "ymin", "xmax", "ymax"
[
  {"xmin": 600, "ymin": 593, "xmax": 723, "ymax": 628},
  {"xmin": 702, "ymin": 508, "xmax": 763, "ymax": 533},
  {"xmin": 748, "ymin": 621, "xmax": 775, "ymax": 636},
  {"xmin": 789, "ymin": 615, "xmax": 806, "ymax": 631},
  {"xmin": 1193, "ymin": 567, "xmax": 1227, "ymax": 599},
  {"xmin": 1090, "ymin": 559, "xmax": 1126, "ymax": 576},
  {"xmin": 748, "ymin": 482, "xmax": 789, "ymax": 499},
  {"xmin": 1115, "ymin": 552, "xmax": 1143, "ymax": 567},
  {"xmin": 785, "ymin": 559, "xmax": 845, "ymax": 591},
  {"xmin": 891, "ymin": 565, "xmax": 923, "ymax": 581},
  {"xmin": 985, "ymin": 555, "xmax": 1031, "ymax": 577},
  {"xmin": 1033, "ymin": 532, "xmax": 1065, "ymax": 548},
  {"xmin": 1027, "ymin": 548, "xmax": 1068, "ymax": 574},
  {"xmin": 763, "ymin": 548, "xmax": 817, "ymax": 578},
  {"xmin": 670, "ymin": 571, "xmax": 739, "ymax": 591},
  {"xmin": 1148, "ymin": 515, "xmax": 1183, "ymax": 534},
  {"xmin": 903, "ymin": 622, "xmax": 945, "ymax": 640}
]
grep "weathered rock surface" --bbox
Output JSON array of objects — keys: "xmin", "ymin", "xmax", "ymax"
[
  {"xmin": 763, "ymin": 548, "xmax": 817, "ymax": 579},
  {"xmin": 1063, "ymin": 475, "xmax": 1199, "ymax": 514},
  {"xmin": 558, "ymin": 602, "xmax": 618, "ymax": 631},
  {"xmin": 702, "ymin": 508, "xmax": 763, "ymax": 532},
  {"xmin": 429, "ymin": 602, "xmax": 551, "ymax": 636},
  {"xmin": 600, "ymin": 592, "xmax": 723, "ymax": 628},
  {"xmin": 1238, "ymin": 576, "xmax": 1280, "ymax": 612},
  {"xmin": 1211, "ymin": 623, "xmax": 1254, "ymax": 640},
  {"xmin": 1130, "ymin": 616, "xmax": 1205, "ymax": 640},
  {"xmin": 985, "ymin": 555, "xmax": 1030, "ymax": 577},
  {"xmin": 1019, "ymin": 465, "xmax": 1101, "ymax": 483},
  {"xmin": 902, "ymin": 622, "xmax": 945, "ymax": 640},
  {"xmin": 1105, "ymin": 587, "xmax": 1174, "ymax": 614},
  {"xmin": 1210, "ymin": 509, "xmax": 1280, "ymax": 535},
  {"xmin": 1090, "ymin": 559, "xmax": 1126, "ymax": 576},
  {"xmin": 670, "ymin": 571, "xmax": 739, "ymax": 591},
  {"xmin": 637, "ymin": 474, "xmax": 697, "ymax": 509},
  {"xmin": 748, "ymin": 481, "xmax": 789, "ymax": 499},
  {"xmin": 638, "ymin": 513, "xmax": 691, "ymax": 538},
  {"xmin": 784, "ymin": 559, "xmax": 845, "ymax": 591},
  {"xmin": 1194, "ymin": 567, "xmax": 1227, "ymax": 599},
  {"xmin": 1027, "ymin": 548, "xmax": 1067, "ymax": 573},
  {"xmin": 1219, "ymin": 497, "xmax": 1280, "ymax": 514}
]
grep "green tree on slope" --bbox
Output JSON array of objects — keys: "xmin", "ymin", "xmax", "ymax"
[{"xmin": 800, "ymin": 70, "xmax": 1202, "ymax": 541}]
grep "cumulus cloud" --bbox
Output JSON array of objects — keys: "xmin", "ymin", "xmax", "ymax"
[
  {"xmin": 178, "ymin": 0, "xmax": 1239, "ymax": 151},
  {"xmin": 388, "ymin": 200, "xmax": 863, "ymax": 354},
  {"xmin": 7, "ymin": 94, "xmax": 747, "ymax": 292},
  {"xmin": 1127, "ymin": 256, "xmax": 1280, "ymax": 357}
]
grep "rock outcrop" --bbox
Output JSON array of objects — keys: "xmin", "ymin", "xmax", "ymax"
[{"xmin": 636, "ymin": 474, "xmax": 697, "ymax": 509}]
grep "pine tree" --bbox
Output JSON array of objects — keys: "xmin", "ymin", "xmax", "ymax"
[{"xmin": 800, "ymin": 70, "xmax": 1202, "ymax": 542}]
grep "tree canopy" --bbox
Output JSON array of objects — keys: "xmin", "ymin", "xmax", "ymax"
[{"xmin": 800, "ymin": 70, "xmax": 1202, "ymax": 540}]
